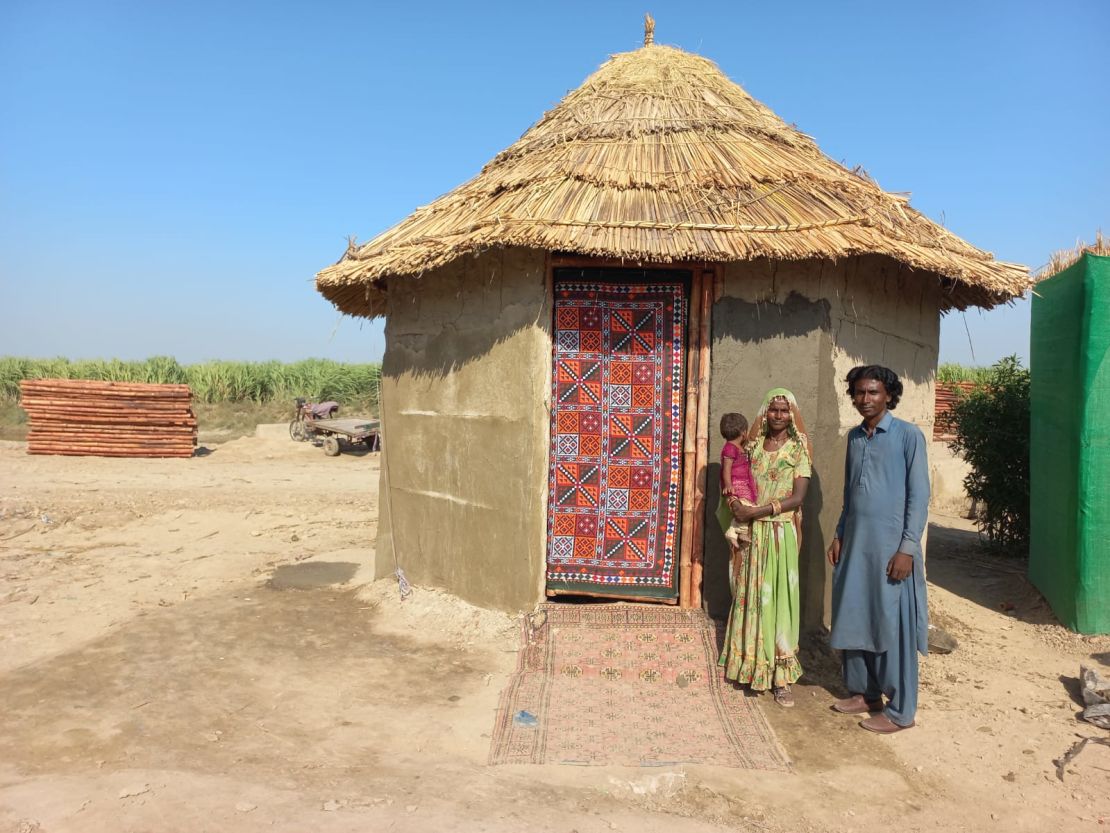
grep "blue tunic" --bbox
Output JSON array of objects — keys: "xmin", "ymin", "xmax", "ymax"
[{"xmin": 830, "ymin": 411, "xmax": 930, "ymax": 655}]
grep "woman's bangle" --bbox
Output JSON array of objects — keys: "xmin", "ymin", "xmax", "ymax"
[{"xmin": 770, "ymin": 499, "xmax": 782, "ymax": 516}]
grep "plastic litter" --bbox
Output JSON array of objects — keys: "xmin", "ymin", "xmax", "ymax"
[
  {"xmin": 513, "ymin": 710, "xmax": 538, "ymax": 727},
  {"xmin": 1079, "ymin": 664, "xmax": 1110, "ymax": 730},
  {"xmin": 395, "ymin": 567, "xmax": 412, "ymax": 601}
]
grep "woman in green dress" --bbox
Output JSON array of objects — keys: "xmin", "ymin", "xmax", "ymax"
[{"xmin": 719, "ymin": 388, "xmax": 813, "ymax": 707}]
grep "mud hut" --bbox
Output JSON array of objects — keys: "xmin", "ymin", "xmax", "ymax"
[{"xmin": 316, "ymin": 21, "xmax": 1030, "ymax": 621}]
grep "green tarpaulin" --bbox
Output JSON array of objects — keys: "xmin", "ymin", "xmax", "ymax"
[{"xmin": 1029, "ymin": 252, "xmax": 1110, "ymax": 634}]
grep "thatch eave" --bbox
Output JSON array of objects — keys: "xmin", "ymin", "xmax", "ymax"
[
  {"xmin": 316, "ymin": 229, "xmax": 1027, "ymax": 318},
  {"xmin": 316, "ymin": 41, "xmax": 1031, "ymax": 319}
]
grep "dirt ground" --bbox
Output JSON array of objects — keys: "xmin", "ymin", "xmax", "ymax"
[{"xmin": 0, "ymin": 435, "xmax": 1107, "ymax": 833}]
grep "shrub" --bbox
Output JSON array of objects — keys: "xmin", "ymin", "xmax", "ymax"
[{"xmin": 947, "ymin": 355, "xmax": 1030, "ymax": 553}]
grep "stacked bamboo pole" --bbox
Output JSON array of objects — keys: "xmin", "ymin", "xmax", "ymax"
[{"xmin": 21, "ymin": 379, "xmax": 197, "ymax": 458}]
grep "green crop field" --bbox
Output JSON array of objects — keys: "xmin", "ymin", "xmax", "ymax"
[
  {"xmin": 0, "ymin": 356, "xmax": 991, "ymax": 443},
  {"xmin": 936, "ymin": 363, "xmax": 992, "ymax": 384},
  {"xmin": 0, "ymin": 356, "xmax": 381, "ymax": 443}
]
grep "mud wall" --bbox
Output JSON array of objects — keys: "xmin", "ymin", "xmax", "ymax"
[
  {"xmin": 705, "ymin": 256, "xmax": 940, "ymax": 627},
  {"xmin": 376, "ymin": 248, "xmax": 551, "ymax": 612}
]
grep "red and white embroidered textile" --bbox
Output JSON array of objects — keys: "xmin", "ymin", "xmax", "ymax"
[{"xmin": 546, "ymin": 279, "xmax": 686, "ymax": 600}]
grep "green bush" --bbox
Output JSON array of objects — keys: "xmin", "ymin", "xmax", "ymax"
[{"xmin": 947, "ymin": 356, "xmax": 1030, "ymax": 553}]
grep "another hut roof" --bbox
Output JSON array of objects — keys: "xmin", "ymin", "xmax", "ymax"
[
  {"xmin": 317, "ymin": 33, "xmax": 1031, "ymax": 317},
  {"xmin": 1036, "ymin": 231, "xmax": 1108, "ymax": 280}
]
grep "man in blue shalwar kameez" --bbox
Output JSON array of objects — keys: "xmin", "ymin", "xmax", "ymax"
[{"xmin": 827, "ymin": 365, "xmax": 929, "ymax": 734}]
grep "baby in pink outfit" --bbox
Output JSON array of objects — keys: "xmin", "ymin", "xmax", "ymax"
[{"xmin": 719, "ymin": 412, "xmax": 757, "ymax": 548}]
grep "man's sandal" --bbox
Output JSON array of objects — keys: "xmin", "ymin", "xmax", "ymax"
[
  {"xmin": 772, "ymin": 686, "xmax": 795, "ymax": 708},
  {"xmin": 860, "ymin": 714, "xmax": 914, "ymax": 734},
  {"xmin": 832, "ymin": 694, "xmax": 884, "ymax": 715}
]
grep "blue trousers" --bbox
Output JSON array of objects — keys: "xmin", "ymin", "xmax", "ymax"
[{"xmin": 840, "ymin": 579, "xmax": 920, "ymax": 727}]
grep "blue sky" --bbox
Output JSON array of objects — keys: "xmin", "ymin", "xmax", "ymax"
[{"xmin": 1, "ymin": 0, "xmax": 1106, "ymax": 366}]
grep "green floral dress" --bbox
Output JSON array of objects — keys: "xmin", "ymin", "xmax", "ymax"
[{"xmin": 718, "ymin": 436, "xmax": 810, "ymax": 690}]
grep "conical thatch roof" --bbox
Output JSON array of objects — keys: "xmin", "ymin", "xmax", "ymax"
[{"xmin": 317, "ymin": 34, "xmax": 1030, "ymax": 317}]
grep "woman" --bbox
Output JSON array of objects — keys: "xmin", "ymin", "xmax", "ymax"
[{"xmin": 719, "ymin": 388, "xmax": 812, "ymax": 707}]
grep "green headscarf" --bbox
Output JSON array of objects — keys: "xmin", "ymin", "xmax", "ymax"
[{"xmin": 748, "ymin": 387, "xmax": 813, "ymax": 463}]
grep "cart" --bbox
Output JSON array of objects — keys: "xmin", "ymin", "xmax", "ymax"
[
  {"xmin": 300, "ymin": 417, "xmax": 381, "ymax": 456},
  {"xmin": 288, "ymin": 398, "xmax": 381, "ymax": 456}
]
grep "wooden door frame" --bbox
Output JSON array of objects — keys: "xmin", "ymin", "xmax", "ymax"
[{"xmin": 544, "ymin": 255, "xmax": 716, "ymax": 609}]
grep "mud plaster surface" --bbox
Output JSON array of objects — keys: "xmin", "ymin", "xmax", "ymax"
[{"xmin": 0, "ymin": 437, "xmax": 1107, "ymax": 832}]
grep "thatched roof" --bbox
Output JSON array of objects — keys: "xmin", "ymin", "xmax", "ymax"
[
  {"xmin": 1036, "ymin": 231, "xmax": 1107, "ymax": 280},
  {"xmin": 317, "ymin": 28, "xmax": 1030, "ymax": 317}
]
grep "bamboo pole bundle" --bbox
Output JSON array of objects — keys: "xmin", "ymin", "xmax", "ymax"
[
  {"xmin": 29, "ymin": 435, "xmax": 193, "ymax": 444},
  {"xmin": 20, "ymin": 379, "xmax": 197, "ymax": 458},
  {"xmin": 21, "ymin": 414, "xmax": 197, "ymax": 426},
  {"xmin": 28, "ymin": 426, "xmax": 197, "ymax": 436},
  {"xmin": 20, "ymin": 381, "xmax": 191, "ymax": 397},
  {"xmin": 25, "ymin": 448, "xmax": 196, "ymax": 458},
  {"xmin": 21, "ymin": 379, "xmax": 191, "ymax": 391},
  {"xmin": 23, "ymin": 399, "xmax": 191, "ymax": 410},
  {"xmin": 21, "ymin": 410, "xmax": 197, "ymax": 423}
]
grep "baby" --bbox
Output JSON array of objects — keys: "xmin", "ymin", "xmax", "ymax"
[{"xmin": 719, "ymin": 412, "xmax": 757, "ymax": 549}]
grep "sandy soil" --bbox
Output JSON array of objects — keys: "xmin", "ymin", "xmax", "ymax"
[{"xmin": 0, "ymin": 435, "xmax": 1107, "ymax": 833}]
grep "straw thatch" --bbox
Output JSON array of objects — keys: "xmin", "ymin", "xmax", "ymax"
[
  {"xmin": 317, "ymin": 35, "xmax": 1031, "ymax": 317},
  {"xmin": 1036, "ymin": 230, "xmax": 1107, "ymax": 280}
]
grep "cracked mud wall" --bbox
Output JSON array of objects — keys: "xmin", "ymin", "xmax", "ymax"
[
  {"xmin": 705, "ymin": 256, "xmax": 940, "ymax": 628},
  {"xmin": 377, "ymin": 248, "xmax": 551, "ymax": 612}
]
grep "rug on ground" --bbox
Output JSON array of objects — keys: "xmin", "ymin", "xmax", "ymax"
[{"xmin": 489, "ymin": 604, "xmax": 790, "ymax": 769}]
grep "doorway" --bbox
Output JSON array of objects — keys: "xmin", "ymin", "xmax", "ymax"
[{"xmin": 544, "ymin": 267, "xmax": 691, "ymax": 602}]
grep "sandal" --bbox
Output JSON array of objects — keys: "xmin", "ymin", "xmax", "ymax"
[
  {"xmin": 833, "ymin": 694, "xmax": 884, "ymax": 715},
  {"xmin": 772, "ymin": 686, "xmax": 795, "ymax": 708},
  {"xmin": 860, "ymin": 714, "xmax": 914, "ymax": 734}
]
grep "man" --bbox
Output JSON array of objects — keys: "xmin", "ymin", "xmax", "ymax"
[{"xmin": 826, "ymin": 365, "xmax": 930, "ymax": 734}]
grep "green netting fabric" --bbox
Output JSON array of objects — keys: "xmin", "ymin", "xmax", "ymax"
[{"xmin": 1029, "ymin": 253, "xmax": 1110, "ymax": 634}]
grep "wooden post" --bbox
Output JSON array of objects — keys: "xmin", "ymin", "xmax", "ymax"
[
  {"xmin": 689, "ymin": 270, "xmax": 714, "ymax": 609},
  {"xmin": 678, "ymin": 269, "xmax": 704, "ymax": 608},
  {"xmin": 540, "ymin": 252, "xmax": 555, "ymax": 600}
]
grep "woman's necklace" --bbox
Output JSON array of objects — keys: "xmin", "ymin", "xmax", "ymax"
[{"xmin": 764, "ymin": 431, "xmax": 788, "ymax": 452}]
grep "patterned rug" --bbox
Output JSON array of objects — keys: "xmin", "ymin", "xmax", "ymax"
[
  {"xmin": 545, "ymin": 277, "xmax": 687, "ymax": 601},
  {"xmin": 489, "ymin": 604, "xmax": 790, "ymax": 769}
]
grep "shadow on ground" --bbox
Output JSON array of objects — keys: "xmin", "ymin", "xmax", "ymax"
[
  {"xmin": 925, "ymin": 520, "xmax": 1058, "ymax": 627},
  {"xmin": 0, "ymin": 582, "xmax": 481, "ymax": 792}
]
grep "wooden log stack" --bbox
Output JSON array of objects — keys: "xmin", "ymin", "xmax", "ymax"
[
  {"xmin": 20, "ymin": 379, "xmax": 197, "ymax": 458},
  {"xmin": 933, "ymin": 381, "xmax": 977, "ymax": 440}
]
